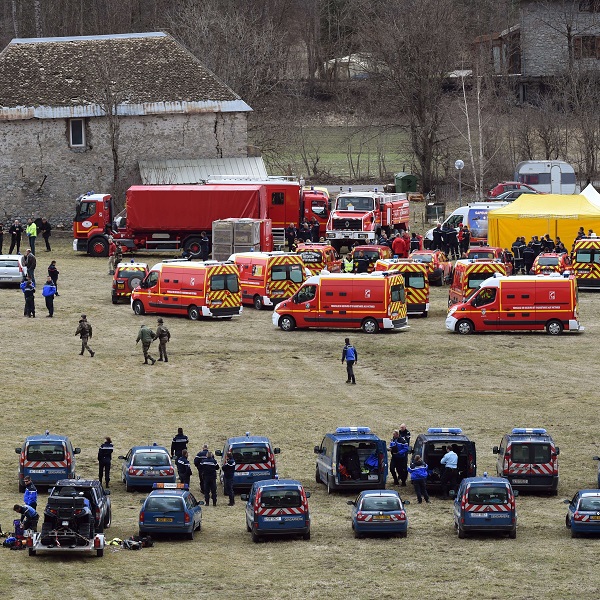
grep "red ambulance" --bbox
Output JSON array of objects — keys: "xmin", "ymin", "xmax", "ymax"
[
  {"xmin": 446, "ymin": 274, "xmax": 583, "ymax": 335},
  {"xmin": 375, "ymin": 259, "xmax": 430, "ymax": 317},
  {"xmin": 272, "ymin": 272, "xmax": 408, "ymax": 333}
]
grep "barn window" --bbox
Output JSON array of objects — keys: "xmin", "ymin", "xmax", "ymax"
[{"xmin": 69, "ymin": 119, "xmax": 86, "ymax": 147}]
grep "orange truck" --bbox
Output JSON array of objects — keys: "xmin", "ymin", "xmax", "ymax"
[
  {"xmin": 230, "ymin": 251, "xmax": 306, "ymax": 310},
  {"xmin": 295, "ymin": 243, "xmax": 342, "ymax": 275},
  {"xmin": 272, "ymin": 272, "xmax": 408, "ymax": 333},
  {"xmin": 131, "ymin": 260, "xmax": 242, "ymax": 320},
  {"xmin": 446, "ymin": 274, "xmax": 583, "ymax": 335},
  {"xmin": 375, "ymin": 259, "xmax": 430, "ymax": 317},
  {"xmin": 448, "ymin": 259, "xmax": 507, "ymax": 306}
]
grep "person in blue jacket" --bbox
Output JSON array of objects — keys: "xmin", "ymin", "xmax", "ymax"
[
  {"xmin": 342, "ymin": 338, "xmax": 357, "ymax": 384},
  {"xmin": 42, "ymin": 276, "xmax": 57, "ymax": 317},
  {"xmin": 222, "ymin": 452, "xmax": 236, "ymax": 506},
  {"xmin": 13, "ymin": 504, "xmax": 39, "ymax": 531},
  {"xmin": 23, "ymin": 476, "xmax": 38, "ymax": 510},
  {"xmin": 20, "ymin": 276, "xmax": 35, "ymax": 317},
  {"xmin": 408, "ymin": 455, "xmax": 430, "ymax": 504}
]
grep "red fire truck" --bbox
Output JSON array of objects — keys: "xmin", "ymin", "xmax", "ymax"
[
  {"xmin": 73, "ymin": 181, "xmax": 329, "ymax": 257},
  {"xmin": 326, "ymin": 188, "xmax": 409, "ymax": 252}
]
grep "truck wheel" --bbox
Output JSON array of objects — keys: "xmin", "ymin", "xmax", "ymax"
[
  {"xmin": 96, "ymin": 548, "xmax": 104, "ymax": 557},
  {"xmin": 279, "ymin": 315, "xmax": 296, "ymax": 331},
  {"xmin": 89, "ymin": 236, "xmax": 109, "ymax": 257},
  {"xmin": 327, "ymin": 476, "xmax": 334, "ymax": 495},
  {"xmin": 362, "ymin": 317, "xmax": 379, "ymax": 334},
  {"xmin": 354, "ymin": 529, "xmax": 362, "ymax": 539},
  {"xmin": 132, "ymin": 300, "xmax": 145, "ymax": 316},
  {"xmin": 315, "ymin": 467, "xmax": 322, "ymax": 484},
  {"xmin": 183, "ymin": 237, "xmax": 202, "ymax": 254},
  {"xmin": 253, "ymin": 295, "xmax": 263, "ymax": 311},
  {"xmin": 303, "ymin": 530, "xmax": 311, "ymax": 541},
  {"xmin": 186, "ymin": 528, "xmax": 194, "ymax": 541},
  {"xmin": 126, "ymin": 482, "xmax": 134, "ymax": 493},
  {"xmin": 546, "ymin": 319, "xmax": 564, "ymax": 335},
  {"xmin": 571, "ymin": 527, "xmax": 578, "ymax": 539},
  {"xmin": 422, "ymin": 311, "xmax": 428, "ymax": 318},
  {"xmin": 251, "ymin": 531, "xmax": 261, "ymax": 543},
  {"xmin": 28, "ymin": 548, "xmax": 36, "ymax": 556},
  {"xmin": 456, "ymin": 319, "xmax": 474, "ymax": 335},
  {"xmin": 111, "ymin": 297, "xmax": 118, "ymax": 305},
  {"xmin": 509, "ymin": 528, "xmax": 517, "ymax": 539},
  {"xmin": 458, "ymin": 526, "xmax": 466, "ymax": 539},
  {"xmin": 188, "ymin": 305, "xmax": 200, "ymax": 321}
]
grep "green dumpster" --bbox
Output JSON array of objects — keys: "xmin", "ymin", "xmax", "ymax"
[{"xmin": 394, "ymin": 172, "xmax": 418, "ymax": 194}]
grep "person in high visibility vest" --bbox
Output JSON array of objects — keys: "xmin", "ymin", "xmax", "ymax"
[{"xmin": 343, "ymin": 255, "xmax": 353, "ymax": 272}]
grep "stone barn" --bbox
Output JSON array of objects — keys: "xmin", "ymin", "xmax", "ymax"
[{"xmin": 0, "ymin": 32, "xmax": 252, "ymax": 224}]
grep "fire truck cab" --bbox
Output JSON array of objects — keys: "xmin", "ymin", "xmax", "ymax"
[
  {"xmin": 272, "ymin": 272, "xmax": 408, "ymax": 333},
  {"xmin": 448, "ymin": 259, "xmax": 507, "ymax": 306},
  {"xmin": 230, "ymin": 252, "xmax": 305, "ymax": 310},
  {"xmin": 493, "ymin": 428, "xmax": 559, "ymax": 494},
  {"xmin": 131, "ymin": 261, "xmax": 242, "ymax": 320},
  {"xmin": 375, "ymin": 259, "xmax": 430, "ymax": 317},
  {"xmin": 572, "ymin": 237, "xmax": 600, "ymax": 289},
  {"xmin": 446, "ymin": 274, "xmax": 583, "ymax": 335}
]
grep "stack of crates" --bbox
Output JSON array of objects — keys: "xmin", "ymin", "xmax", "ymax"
[{"xmin": 212, "ymin": 218, "xmax": 261, "ymax": 260}]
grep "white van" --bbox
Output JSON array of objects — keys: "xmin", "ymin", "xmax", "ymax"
[
  {"xmin": 515, "ymin": 160, "xmax": 578, "ymax": 195},
  {"xmin": 424, "ymin": 202, "xmax": 507, "ymax": 247}
]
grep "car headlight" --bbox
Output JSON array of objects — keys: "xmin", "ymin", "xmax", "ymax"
[{"xmin": 448, "ymin": 306, "xmax": 457, "ymax": 315}]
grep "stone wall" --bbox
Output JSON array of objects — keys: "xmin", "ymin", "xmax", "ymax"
[
  {"xmin": 521, "ymin": 1, "xmax": 600, "ymax": 77},
  {"xmin": 0, "ymin": 111, "xmax": 248, "ymax": 227}
]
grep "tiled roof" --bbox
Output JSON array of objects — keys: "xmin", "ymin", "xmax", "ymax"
[{"xmin": 0, "ymin": 32, "xmax": 251, "ymax": 118}]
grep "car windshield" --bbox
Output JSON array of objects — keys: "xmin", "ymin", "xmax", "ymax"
[
  {"xmin": 231, "ymin": 446, "xmax": 269, "ymax": 464},
  {"xmin": 537, "ymin": 257, "xmax": 559, "ymax": 266},
  {"xmin": 117, "ymin": 270, "xmax": 145, "ymax": 279},
  {"xmin": 27, "ymin": 443, "xmax": 65, "ymax": 461},
  {"xmin": 511, "ymin": 444, "xmax": 551, "ymax": 463},
  {"xmin": 411, "ymin": 254, "xmax": 433, "ymax": 263},
  {"xmin": 579, "ymin": 497, "xmax": 600, "ymax": 512},
  {"xmin": 360, "ymin": 251, "xmax": 380, "ymax": 261},
  {"xmin": 361, "ymin": 496, "xmax": 401, "ymax": 511},
  {"xmin": 299, "ymin": 251, "xmax": 322, "ymax": 264},
  {"xmin": 467, "ymin": 273, "xmax": 495, "ymax": 289},
  {"xmin": 391, "ymin": 284, "xmax": 405, "ymax": 303},
  {"xmin": 467, "ymin": 486, "xmax": 509, "ymax": 504},
  {"xmin": 145, "ymin": 496, "xmax": 184, "ymax": 512},
  {"xmin": 468, "ymin": 252, "xmax": 494, "ymax": 260},
  {"xmin": 337, "ymin": 196, "xmax": 374, "ymax": 211},
  {"xmin": 260, "ymin": 489, "xmax": 301, "ymax": 508},
  {"xmin": 132, "ymin": 452, "xmax": 170, "ymax": 467},
  {"xmin": 272, "ymin": 264, "xmax": 304, "ymax": 283}
]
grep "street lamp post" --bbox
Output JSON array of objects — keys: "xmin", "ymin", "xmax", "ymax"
[{"xmin": 455, "ymin": 159, "xmax": 465, "ymax": 207}]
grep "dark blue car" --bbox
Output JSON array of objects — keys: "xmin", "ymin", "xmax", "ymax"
[
  {"xmin": 565, "ymin": 490, "xmax": 600, "ymax": 538},
  {"xmin": 139, "ymin": 483, "xmax": 203, "ymax": 539}
]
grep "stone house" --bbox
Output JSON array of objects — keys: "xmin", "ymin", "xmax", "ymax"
[{"xmin": 0, "ymin": 32, "xmax": 252, "ymax": 223}]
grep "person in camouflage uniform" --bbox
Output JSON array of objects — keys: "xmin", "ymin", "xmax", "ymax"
[
  {"xmin": 156, "ymin": 318, "xmax": 171, "ymax": 362},
  {"xmin": 136, "ymin": 323, "xmax": 157, "ymax": 365},
  {"xmin": 75, "ymin": 314, "xmax": 94, "ymax": 357}
]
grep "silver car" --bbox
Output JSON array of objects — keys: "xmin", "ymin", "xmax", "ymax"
[{"xmin": 0, "ymin": 254, "xmax": 26, "ymax": 284}]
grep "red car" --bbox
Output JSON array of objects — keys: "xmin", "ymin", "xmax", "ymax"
[
  {"xmin": 409, "ymin": 249, "xmax": 453, "ymax": 286},
  {"xmin": 487, "ymin": 182, "xmax": 539, "ymax": 199},
  {"xmin": 465, "ymin": 246, "xmax": 513, "ymax": 276},
  {"xmin": 531, "ymin": 252, "xmax": 572, "ymax": 276}
]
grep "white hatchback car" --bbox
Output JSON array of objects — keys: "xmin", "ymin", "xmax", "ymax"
[{"xmin": 0, "ymin": 254, "xmax": 26, "ymax": 284}]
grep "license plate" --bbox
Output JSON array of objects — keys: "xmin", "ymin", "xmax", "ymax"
[
  {"xmin": 373, "ymin": 515, "xmax": 390, "ymax": 521},
  {"xmin": 263, "ymin": 516, "xmax": 282, "ymax": 522},
  {"xmin": 155, "ymin": 518, "xmax": 173, "ymax": 522},
  {"xmin": 236, "ymin": 472, "xmax": 250, "ymax": 476},
  {"xmin": 368, "ymin": 474, "xmax": 378, "ymax": 481},
  {"xmin": 590, "ymin": 516, "xmax": 600, "ymax": 521},
  {"xmin": 470, "ymin": 513, "xmax": 489, "ymax": 518},
  {"xmin": 117, "ymin": 283, "xmax": 124, "ymax": 288},
  {"xmin": 0, "ymin": 277, "xmax": 12, "ymax": 281},
  {"xmin": 512, "ymin": 478, "xmax": 528, "ymax": 484},
  {"xmin": 28, "ymin": 469, "xmax": 45, "ymax": 474}
]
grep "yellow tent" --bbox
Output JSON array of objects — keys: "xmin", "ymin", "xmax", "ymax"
[{"xmin": 487, "ymin": 192, "xmax": 600, "ymax": 249}]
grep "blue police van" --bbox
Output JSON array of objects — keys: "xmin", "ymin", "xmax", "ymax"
[
  {"xmin": 15, "ymin": 431, "xmax": 81, "ymax": 491},
  {"xmin": 314, "ymin": 427, "xmax": 388, "ymax": 494},
  {"xmin": 215, "ymin": 433, "xmax": 280, "ymax": 491},
  {"xmin": 452, "ymin": 473, "xmax": 518, "ymax": 539},
  {"xmin": 241, "ymin": 479, "xmax": 311, "ymax": 543}
]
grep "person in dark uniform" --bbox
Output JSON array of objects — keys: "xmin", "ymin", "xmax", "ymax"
[
  {"xmin": 286, "ymin": 223, "xmax": 297, "ymax": 251},
  {"xmin": 311, "ymin": 218, "xmax": 320, "ymax": 243},
  {"xmin": 9, "ymin": 219, "xmax": 23, "ymax": 254},
  {"xmin": 136, "ymin": 323, "xmax": 156, "ymax": 365},
  {"xmin": 432, "ymin": 224, "xmax": 444, "ymax": 251},
  {"xmin": 444, "ymin": 226, "xmax": 459, "ymax": 259},
  {"xmin": 75, "ymin": 314, "xmax": 94, "ymax": 357},
  {"xmin": 410, "ymin": 232, "xmax": 421, "ymax": 253},
  {"xmin": 23, "ymin": 476, "xmax": 38, "ymax": 510},
  {"xmin": 396, "ymin": 425, "xmax": 411, "ymax": 487},
  {"xmin": 342, "ymin": 337, "xmax": 357, "ymax": 384},
  {"xmin": 511, "ymin": 237, "xmax": 525, "ymax": 274},
  {"xmin": 176, "ymin": 449, "xmax": 193, "ymax": 486},
  {"xmin": 522, "ymin": 243, "xmax": 536, "ymax": 274},
  {"xmin": 200, "ymin": 451, "xmax": 220, "ymax": 506},
  {"xmin": 39, "ymin": 218, "xmax": 52, "ymax": 251},
  {"xmin": 20, "ymin": 276, "xmax": 35, "ymax": 317},
  {"xmin": 13, "ymin": 504, "xmax": 39, "ymax": 531},
  {"xmin": 459, "ymin": 225, "xmax": 470, "ymax": 256},
  {"xmin": 171, "ymin": 428, "xmax": 189, "ymax": 458},
  {"xmin": 531, "ymin": 236, "xmax": 543, "ymax": 257},
  {"xmin": 199, "ymin": 231, "xmax": 210, "ymax": 261},
  {"xmin": 222, "ymin": 452, "xmax": 236, "ymax": 506},
  {"xmin": 98, "ymin": 437, "xmax": 113, "ymax": 488},
  {"xmin": 42, "ymin": 276, "xmax": 56, "ymax": 317},
  {"xmin": 156, "ymin": 318, "xmax": 171, "ymax": 362},
  {"xmin": 194, "ymin": 444, "xmax": 209, "ymax": 493},
  {"xmin": 389, "ymin": 430, "xmax": 402, "ymax": 485},
  {"xmin": 48, "ymin": 260, "xmax": 60, "ymax": 295}
]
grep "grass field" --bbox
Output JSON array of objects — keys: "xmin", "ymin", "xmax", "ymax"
[{"xmin": 1, "ymin": 235, "xmax": 600, "ymax": 599}]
